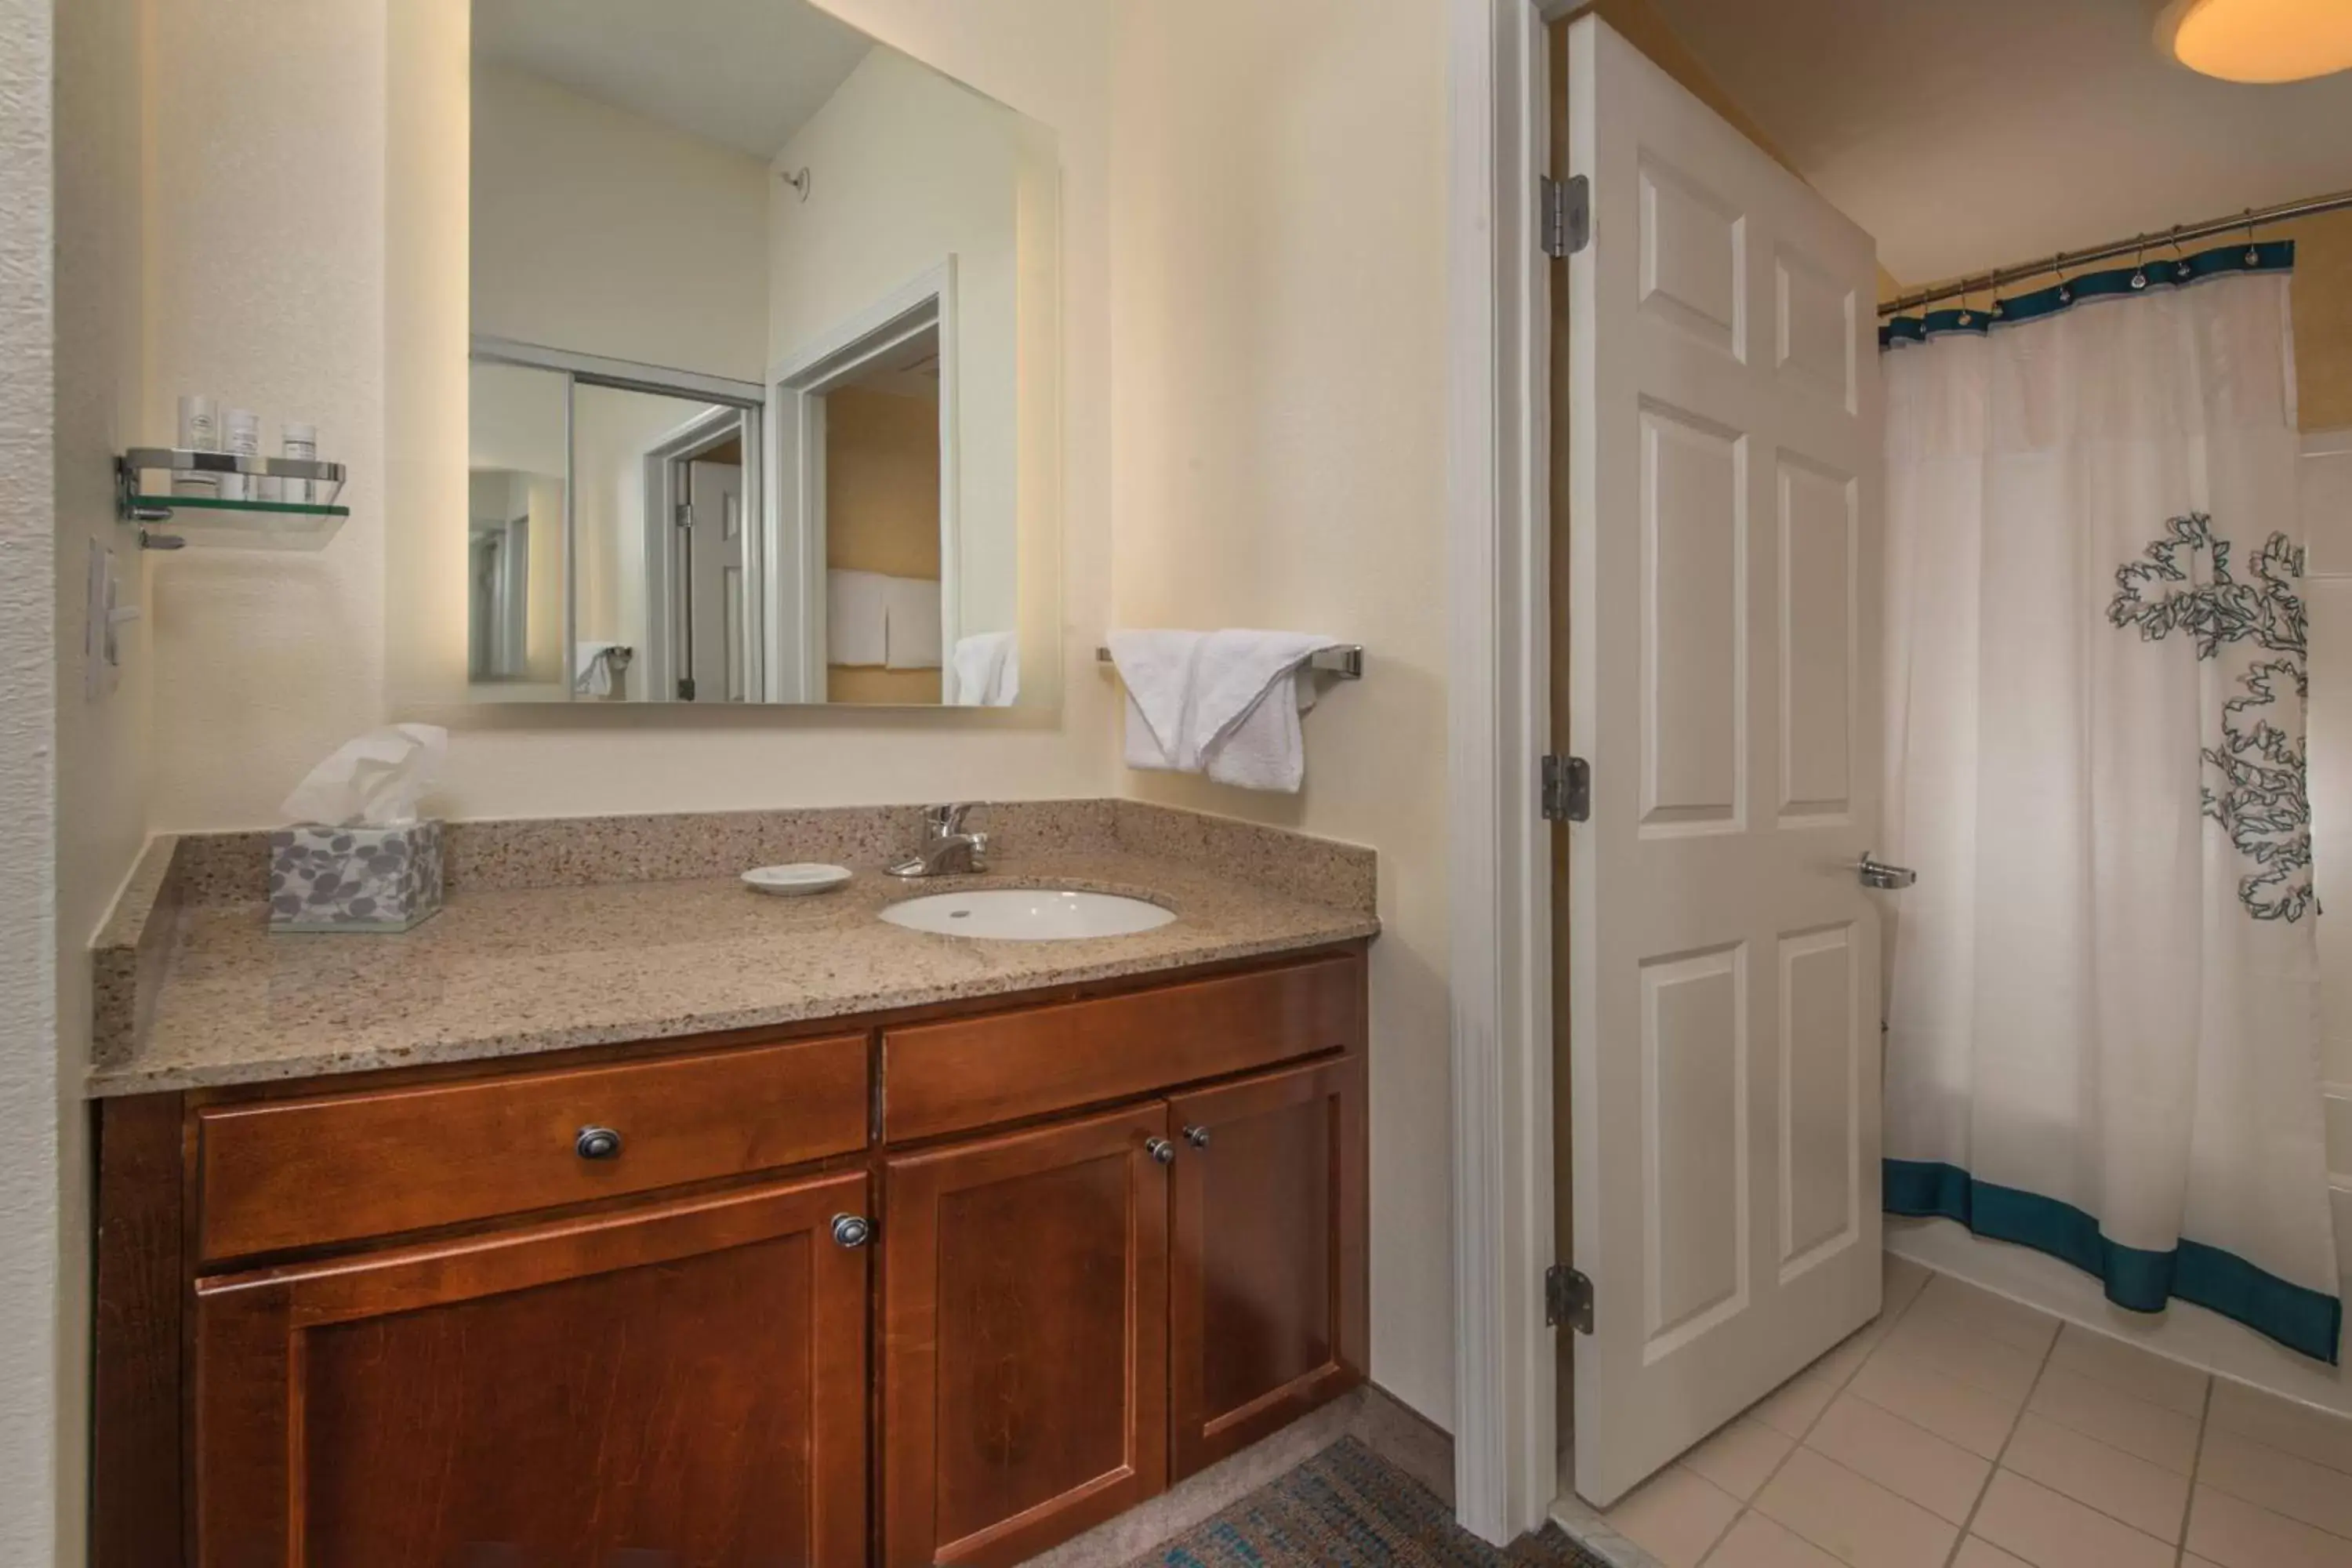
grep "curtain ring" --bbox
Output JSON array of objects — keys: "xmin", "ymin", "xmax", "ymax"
[
  {"xmin": 2169, "ymin": 230, "xmax": 2194, "ymax": 281},
  {"xmin": 2129, "ymin": 236, "xmax": 2149, "ymax": 291},
  {"xmin": 1955, "ymin": 283, "xmax": 1973, "ymax": 328},
  {"xmin": 2244, "ymin": 210, "xmax": 2261, "ymax": 267},
  {"xmin": 2052, "ymin": 256, "xmax": 2072, "ymax": 305}
]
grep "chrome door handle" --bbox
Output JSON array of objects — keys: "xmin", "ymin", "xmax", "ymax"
[
  {"xmin": 831, "ymin": 1214, "xmax": 873, "ymax": 1249},
  {"xmin": 1145, "ymin": 1137, "xmax": 1178, "ymax": 1166},
  {"xmin": 1857, "ymin": 854, "xmax": 1917, "ymax": 891}
]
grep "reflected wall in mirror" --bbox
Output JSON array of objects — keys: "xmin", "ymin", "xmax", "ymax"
[{"xmin": 462, "ymin": 0, "xmax": 1058, "ymax": 706}]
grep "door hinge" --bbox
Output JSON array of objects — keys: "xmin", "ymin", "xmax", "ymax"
[
  {"xmin": 677, "ymin": 677, "xmax": 696, "ymax": 700},
  {"xmin": 1541, "ymin": 754, "xmax": 1590, "ymax": 822},
  {"xmin": 1541, "ymin": 173, "xmax": 1589, "ymax": 259},
  {"xmin": 1546, "ymin": 1264, "xmax": 1595, "ymax": 1334},
  {"xmin": 675, "ymin": 502, "xmax": 694, "ymax": 530}
]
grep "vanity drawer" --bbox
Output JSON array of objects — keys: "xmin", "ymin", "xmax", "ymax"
[
  {"xmin": 194, "ymin": 1031, "xmax": 870, "ymax": 1263},
  {"xmin": 881, "ymin": 953, "xmax": 1363, "ymax": 1142}
]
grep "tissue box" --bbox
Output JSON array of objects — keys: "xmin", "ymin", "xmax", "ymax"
[{"xmin": 269, "ymin": 821, "xmax": 445, "ymax": 932}]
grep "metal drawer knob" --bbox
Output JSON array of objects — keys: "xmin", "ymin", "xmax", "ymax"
[
  {"xmin": 1182, "ymin": 1124, "xmax": 1211, "ymax": 1149},
  {"xmin": 1145, "ymin": 1137, "xmax": 1178, "ymax": 1166},
  {"xmin": 574, "ymin": 1125, "xmax": 624, "ymax": 1161},
  {"xmin": 831, "ymin": 1214, "xmax": 873, "ymax": 1249}
]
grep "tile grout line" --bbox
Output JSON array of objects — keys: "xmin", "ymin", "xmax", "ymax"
[
  {"xmin": 1700, "ymin": 1265, "xmax": 1938, "ymax": 1566},
  {"xmin": 2188, "ymin": 1400, "xmax": 2352, "ymax": 1542},
  {"xmin": 2176, "ymin": 1377, "xmax": 2214, "ymax": 1568},
  {"xmin": 1933, "ymin": 1294, "xmax": 2066, "ymax": 1568}
]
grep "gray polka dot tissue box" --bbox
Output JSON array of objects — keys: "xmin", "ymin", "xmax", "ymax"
[{"xmin": 267, "ymin": 821, "xmax": 445, "ymax": 933}]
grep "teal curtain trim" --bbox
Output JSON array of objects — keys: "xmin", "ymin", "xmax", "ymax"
[
  {"xmin": 1878, "ymin": 240, "xmax": 2296, "ymax": 350},
  {"xmin": 1885, "ymin": 1159, "xmax": 2342, "ymax": 1365}
]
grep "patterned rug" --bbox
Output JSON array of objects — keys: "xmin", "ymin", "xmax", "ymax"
[{"xmin": 1118, "ymin": 1438, "xmax": 1611, "ymax": 1567}]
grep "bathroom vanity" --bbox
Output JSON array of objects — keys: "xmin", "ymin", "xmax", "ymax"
[{"xmin": 89, "ymin": 803, "xmax": 1377, "ymax": 1568}]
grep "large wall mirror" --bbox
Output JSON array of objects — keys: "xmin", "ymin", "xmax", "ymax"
[{"xmin": 465, "ymin": 0, "xmax": 1058, "ymax": 706}]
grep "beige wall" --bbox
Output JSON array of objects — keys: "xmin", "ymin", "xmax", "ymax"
[
  {"xmin": 471, "ymin": 62, "xmax": 771, "ymax": 383},
  {"xmin": 147, "ymin": 0, "xmax": 1116, "ymax": 829},
  {"xmin": 827, "ymin": 386, "xmax": 945, "ymax": 705},
  {"xmin": 1107, "ymin": 0, "xmax": 1456, "ymax": 1429},
  {"xmin": 770, "ymin": 45, "xmax": 1044, "ymax": 651},
  {"xmin": 2269, "ymin": 208, "xmax": 2352, "ymax": 434}
]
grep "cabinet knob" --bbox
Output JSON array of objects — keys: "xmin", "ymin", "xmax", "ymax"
[
  {"xmin": 1145, "ymin": 1137, "xmax": 1178, "ymax": 1166},
  {"xmin": 831, "ymin": 1214, "xmax": 873, "ymax": 1249},
  {"xmin": 1182, "ymin": 1124, "xmax": 1211, "ymax": 1149},
  {"xmin": 574, "ymin": 1125, "xmax": 624, "ymax": 1161}
]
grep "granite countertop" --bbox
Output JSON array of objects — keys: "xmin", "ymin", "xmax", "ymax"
[{"xmin": 88, "ymin": 803, "xmax": 1380, "ymax": 1097}]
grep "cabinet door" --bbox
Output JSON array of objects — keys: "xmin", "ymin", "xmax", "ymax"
[
  {"xmin": 882, "ymin": 1102, "xmax": 1170, "ymax": 1568},
  {"xmin": 194, "ymin": 1171, "xmax": 870, "ymax": 1568},
  {"xmin": 1168, "ymin": 1054, "xmax": 1367, "ymax": 1479}
]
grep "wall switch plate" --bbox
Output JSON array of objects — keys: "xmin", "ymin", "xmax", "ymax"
[{"xmin": 85, "ymin": 539, "xmax": 138, "ymax": 700}]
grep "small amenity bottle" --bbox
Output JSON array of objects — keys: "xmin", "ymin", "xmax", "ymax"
[
  {"xmin": 173, "ymin": 394, "xmax": 218, "ymax": 498},
  {"xmin": 220, "ymin": 408, "xmax": 260, "ymax": 501},
  {"xmin": 281, "ymin": 421, "xmax": 317, "ymax": 504}
]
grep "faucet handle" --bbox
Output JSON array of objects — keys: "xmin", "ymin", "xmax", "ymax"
[{"xmin": 925, "ymin": 803, "xmax": 973, "ymax": 835}]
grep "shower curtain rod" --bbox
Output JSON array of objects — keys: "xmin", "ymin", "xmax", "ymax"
[{"xmin": 1877, "ymin": 187, "xmax": 2352, "ymax": 318}]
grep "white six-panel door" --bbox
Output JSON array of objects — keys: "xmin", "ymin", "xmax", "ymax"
[{"xmin": 1563, "ymin": 15, "xmax": 1885, "ymax": 1508}]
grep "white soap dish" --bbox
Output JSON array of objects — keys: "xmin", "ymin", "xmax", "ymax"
[{"xmin": 742, "ymin": 863, "xmax": 853, "ymax": 897}]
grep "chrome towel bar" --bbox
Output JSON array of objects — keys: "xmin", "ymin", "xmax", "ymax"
[{"xmin": 1094, "ymin": 644, "xmax": 1363, "ymax": 680}]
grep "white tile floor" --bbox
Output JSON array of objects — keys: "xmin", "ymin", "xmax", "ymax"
[{"xmin": 1597, "ymin": 1255, "xmax": 2352, "ymax": 1568}]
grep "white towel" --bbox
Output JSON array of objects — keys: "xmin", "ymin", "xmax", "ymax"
[
  {"xmin": 1107, "ymin": 629, "xmax": 1339, "ymax": 791},
  {"xmin": 826, "ymin": 570, "xmax": 890, "ymax": 666},
  {"xmin": 1108, "ymin": 630, "xmax": 1207, "ymax": 770},
  {"xmin": 883, "ymin": 576, "xmax": 944, "ymax": 670},
  {"xmin": 949, "ymin": 631, "xmax": 1021, "ymax": 706},
  {"xmin": 573, "ymin": 641, "xmax": 623, "ymax": 697}
]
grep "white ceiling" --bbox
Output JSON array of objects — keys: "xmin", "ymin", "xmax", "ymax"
[
  {"xmin": 473, "ymin": 0, "xmax": 874, "ymax": 162},
  {"xmin": 1642, "ymin": 0, "xmax": 2352, "ymax": 285}
]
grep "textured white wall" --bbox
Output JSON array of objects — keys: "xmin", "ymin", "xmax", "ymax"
[
  {"xmin": 52, "ymin": 0, "xmax": 154, "ymax": 1559},
  {"xmin": 0, "ymin": 0, "xmax": 62, "ymax": 1555},
  {"xmin": 1105, "ymin": 0, "xmax": 1456, "ymax": 1429}
]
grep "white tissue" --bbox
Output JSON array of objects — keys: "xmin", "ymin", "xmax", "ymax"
[{"xmin": 279, "ymin": 724, "xmax": 449, "ymax": 827}]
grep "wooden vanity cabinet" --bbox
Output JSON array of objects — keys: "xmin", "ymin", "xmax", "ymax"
[
  {"xmin": 194, "ymin": 1170, "xmax": 872, "ymax": 1568},
  {"xmin": 880, "ymin": 1104, "xmax": 1172, "ymax": 1568},
  {"xmin": 879, "ymin": 1057, "xmax": 1369, "ymax": 1567},
  {"xmin": 94, "ymin": 947, "xmax": 1370, "ymax": 1568},
  {"xmin": 1168, "ymin": 1054, "xmax": 1367, "ymax": 1479}
]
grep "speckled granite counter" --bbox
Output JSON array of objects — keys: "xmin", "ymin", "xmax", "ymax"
[{"xmin": 88, "ymin": 800, "xmax": 1378, "ymax": 1096}]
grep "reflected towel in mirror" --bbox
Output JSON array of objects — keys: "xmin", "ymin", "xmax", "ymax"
[{"xmin": 948, "ymin": 631, "xmax": 1020, "ymax": 706}]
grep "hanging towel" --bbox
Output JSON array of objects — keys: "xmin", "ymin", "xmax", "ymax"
[
  {"xmin": 574, "ymin": 641, "xmax": 624, "ymax": 698},
  {"xmin": 1107, "ymin": 629, "xmax": 1340, "ymax": 791},
  {"xmin": 826, "ymin": 570, "xmax": 890, "ymax": 666},
  {"xmin": 1107, "ymin": 630, "xmax": 1207, "ymax": 770},
  {"xmin": 883, "ymin": 576, "xmax": 944, "ymax": 670},
  {"xmin": 949, "ymin": 630, "xmax": 1021, "ymax": 706}
]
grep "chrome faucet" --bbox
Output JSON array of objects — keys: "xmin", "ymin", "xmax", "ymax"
[{"xmin": 888, "ymin": 804, "xmax": 989, "ymax": 878}]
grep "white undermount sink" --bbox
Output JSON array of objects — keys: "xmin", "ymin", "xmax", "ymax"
[{"xmin": 879, "ymin": 888, "xmax": 1176, "ymax": 940}]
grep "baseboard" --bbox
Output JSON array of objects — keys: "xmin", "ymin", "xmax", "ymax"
[{"xmin": 1014, "ymin": 1382, "xmax": 1454, "ymax": 1566}]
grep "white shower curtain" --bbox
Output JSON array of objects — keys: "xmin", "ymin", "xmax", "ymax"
[{"xmin": 1882, "ymin": 250, "xmax": 2343, "ymax": 1362}]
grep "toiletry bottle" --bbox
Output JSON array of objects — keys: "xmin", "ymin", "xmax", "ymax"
[
  {"xmin": 281, "ymin": 422, "xmax": 317, "ymax": 505},
  {"xmin": 174, "ymin": 394, "xmax": 218, "ymax": 497},
  {"xmin": 221, "ymin": 408, "xmax": 260, "ymax": 501}
]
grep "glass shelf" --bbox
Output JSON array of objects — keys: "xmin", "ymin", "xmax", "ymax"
[
  {"xmin": 123, "ymin": 494, "xmax": 350, "ymax": 518},
  {"xmin": 117, "ymin": 449, "xmax": 351, "ymax": 550}
]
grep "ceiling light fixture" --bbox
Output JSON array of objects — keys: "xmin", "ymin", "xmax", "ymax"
[{"xmin": 2158, "ymin": 0, "xmax": 2352, "ymax": 83}]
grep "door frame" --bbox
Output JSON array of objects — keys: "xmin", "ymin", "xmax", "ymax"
[
  {"xmin": 1445, "ymin": 0, "xmax": 1570, "ymax": 1544},
  {"xmin": 640, "ymin": 405, "xmax": 757, "ymax": 702},
  {"xmin": 766, "ymin": 258, "xmax": 961, "ymax": 706}
]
